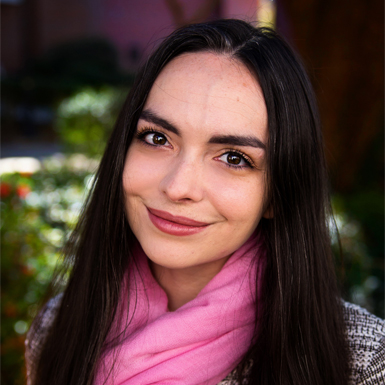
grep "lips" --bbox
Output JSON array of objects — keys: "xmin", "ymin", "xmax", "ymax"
[{"xmin": 147, "ymin": 207, "xmax": 210, "ymax": 236}]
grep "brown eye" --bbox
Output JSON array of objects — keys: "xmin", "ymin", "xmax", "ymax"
[
  {"xmin": 152, "ymin": 134, "xmax": 167, "ymax": 145},
  {"xmin": 217, "ymin": 151, "xmax": 251, "ymax": 169},
  {"xmin": 141, "ymin": 132, "xmax": 169, "ymax": 146},
  {"xmin": 227, "ymin": 153, "xmax": 241, "ymax": 165}
]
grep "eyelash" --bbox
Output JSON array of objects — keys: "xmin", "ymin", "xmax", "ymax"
[{"xmin": 135, "ymin": 127, "xmax": 254, "ymax": 170}]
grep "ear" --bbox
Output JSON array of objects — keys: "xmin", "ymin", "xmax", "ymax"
[{"xmin": 262, "ymin": 204, "xmax": 274, "ymax": 219}]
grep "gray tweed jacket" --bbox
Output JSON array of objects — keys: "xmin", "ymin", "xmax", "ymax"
[
  {"xmin": 219, "ymin": 302, "xmax": 385, "ymax": 384},
  {"xmin": 26, "ymin": 300, "xmax": 385, "ymax": 384}
]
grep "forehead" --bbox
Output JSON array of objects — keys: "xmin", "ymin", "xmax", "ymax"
[{"xmin": 143, "ymin": 52, "xmax": 268, "ymax": 140}]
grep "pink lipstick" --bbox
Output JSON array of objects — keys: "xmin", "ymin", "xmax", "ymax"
[{"xmin": 147, "ymin": 207, "xmax": 209, "ymax": 236}]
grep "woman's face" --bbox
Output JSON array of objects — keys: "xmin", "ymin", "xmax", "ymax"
[{"xmin": 123, "ymin": 52, "xmax": 269, "ymax": 271}]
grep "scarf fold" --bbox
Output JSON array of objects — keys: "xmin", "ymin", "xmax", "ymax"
[{"xmin": 95, "ymin": 234, "xmax": 263, "ymax": 385}]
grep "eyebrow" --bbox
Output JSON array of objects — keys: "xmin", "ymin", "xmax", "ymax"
[
  {"xmin": 140, "ymin": 110, "xmax": 180, "ymax": 136},
  {"xmin": 139, "ymin": 109, "xmax": 266, "ymax": 150},
  {"xmin": 208, "ymin": 135, "xmax": 266, "ymax": 150}
]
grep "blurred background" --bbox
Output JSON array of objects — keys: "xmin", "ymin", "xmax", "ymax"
[{"xmin": 1, "ymin": 0, "xmax": 383, "ymax": 383}]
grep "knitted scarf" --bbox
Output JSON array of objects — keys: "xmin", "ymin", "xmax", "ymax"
[{"xmin": 94, "ymin": 234, "xmax": 263, "ymax": 385}]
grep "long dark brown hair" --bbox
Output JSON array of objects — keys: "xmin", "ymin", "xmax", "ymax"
[{"xmin": 29, "ymin": 19, "xmax": 349, "ymax": 385}]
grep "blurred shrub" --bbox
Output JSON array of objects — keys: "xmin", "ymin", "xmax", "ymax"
[
  {"xmin": 2, "ymin": 38, "xmax": 134, "ymax": 105},
  {"xmin": 29, "ymin": 38, "xmax": 124, "ymax": 87},
  {"xmin": 1, "ymin": 155, "xmax": 95, "ymax": 385},
  {"xmin": 55, "ymin": 87, "xmax": 127, "ymax": 157},
  {"xmin": 332, "ymin": 193, "xmax": 384, "ymax": 318}
]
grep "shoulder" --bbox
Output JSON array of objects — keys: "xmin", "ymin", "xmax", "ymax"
[
  {"xmin": 25, "ymin": 294, "xmax": 63, "ymax": 384},
  {"xmin": 219, "ymin": 302, "xmax": 385, "ymax": 385},
  {"xmin": 342, "ymin": 301, "xmax": 385, "ymax": 384}
]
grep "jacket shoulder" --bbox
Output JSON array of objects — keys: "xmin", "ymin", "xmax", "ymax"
[
  {"xmin": 219, "ymin": 302, "xmax": 385, "ymax": 385},
  {"xmin": 343, "ymin": 301, "xmax": 385, "ymax": 384}
]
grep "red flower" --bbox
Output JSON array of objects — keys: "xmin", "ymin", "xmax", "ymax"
[
  {"xmin": 16, "ymin": 184, "xmax": 31, "ymax": 199},
  {"xmin": 21, "ymin": 265, "xmax": 34, "ymax": 276},
  {"xmin": 0, "ymin": 182, "xmax": 12, "ymax": 198}
]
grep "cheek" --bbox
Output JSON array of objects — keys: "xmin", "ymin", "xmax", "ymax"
[
  {"xmin": 122, "ymin": 150, "xmax": 161, "ymax": 196},
  {"xmin": 122, "ymin": 150, "xmax": 159, "ymax": 229},
  {"xmin": 208, "ymin": 174, "xmax": 266, "ymax": 225}
]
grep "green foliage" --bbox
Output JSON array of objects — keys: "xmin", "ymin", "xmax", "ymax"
[
  {"xmin": 2, "ymin": 38, "xmax": 134, "ymax": 105},
  {"xmin": 332, "ymin": 191, "xmax": 384, "ymax": 318},
  {"xmin": 332, "ymin": 193, "xmax": 384, "ymax": 318},
  {"xmin": 1, "ymin": 157, "xmax": 94, "ymax": 385},
  {"xmin": 55, "ymin": 87, "xmax": 128, "ymax": 157},
  {"xmin": 30, "ymin": 38, "xmax": 123, "ymax": 86}
]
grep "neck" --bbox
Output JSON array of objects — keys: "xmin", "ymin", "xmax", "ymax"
[{"xmin": 150, "ymin": 258, "xmax": 230, "ymax": 311}]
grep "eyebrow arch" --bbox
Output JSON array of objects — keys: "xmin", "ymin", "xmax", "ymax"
[
  {"xmin": 139, "ymin": 109, "xmax": 266, "ymax": 150},
  {"xmin": 139, "ymin": 109, "xmax": 180, "ymax": 136},
  {"xmin": 209, "ymin": 135, "xmax": 266, "ymax": 150}
]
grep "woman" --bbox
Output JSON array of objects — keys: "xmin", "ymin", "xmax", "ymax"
[{"xmin": 26, "ymin": 19, "xmax": 385, "ymax": 385}]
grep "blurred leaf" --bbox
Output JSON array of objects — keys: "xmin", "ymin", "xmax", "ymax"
[{"xmin": 55, "ymin": 87, "xmax": 127, "ymax": 157}]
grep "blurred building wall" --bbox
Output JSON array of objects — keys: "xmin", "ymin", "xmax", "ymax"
[
  {"xmin": 1, "ymin": 0, "xmax": 93, "ymax": 73},
  {"xmin": 1, "ymin": 0, "xmax": 258, "ymax": 73}
]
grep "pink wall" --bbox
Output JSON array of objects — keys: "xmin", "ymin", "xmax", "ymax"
[
  {"xmin": 1, "ymin": 0, "xmax": 258, "ymax": 73},
  {"xmin": 101, "ymin": 0, "xmax": 258, "ymax": 69},
  {"xmin": 223, "ymin": 0, "xmax": 257, "ymax": 21}
]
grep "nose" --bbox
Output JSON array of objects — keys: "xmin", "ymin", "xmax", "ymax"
[{"xmin": 159, "ymin": 157, "xmax": 204, "ymax": 203}]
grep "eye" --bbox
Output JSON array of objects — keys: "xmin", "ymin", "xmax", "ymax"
[
  {"xmin": 140, "ymin": 131, "xmax": 169, "ymax": 146},
  {"xmin": 217, "ymin": 151, "xmax": 251, "ymax": 168}
]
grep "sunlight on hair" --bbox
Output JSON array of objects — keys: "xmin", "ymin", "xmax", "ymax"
[{"xmin": 257, "ymin": 0, "xmax": 276, "ymax": 29}]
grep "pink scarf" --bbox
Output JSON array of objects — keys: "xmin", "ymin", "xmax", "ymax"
[{"xmin": 95, "ymin": 234, "xmax": 264, "ymax": 385}]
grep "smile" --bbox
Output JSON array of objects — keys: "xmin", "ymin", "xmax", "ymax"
[{"xmin": 147, "ymin": 207, "xmax": 210, "ymax": 236}]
